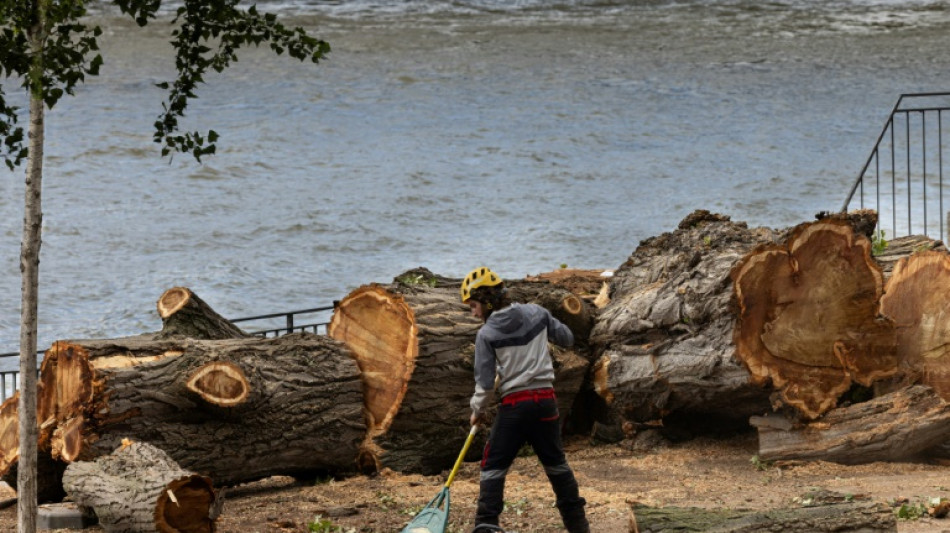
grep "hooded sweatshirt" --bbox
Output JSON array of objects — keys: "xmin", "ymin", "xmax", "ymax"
[{"xmin": 470, "ymin": 302, "xmax": 575, "ymax": 415}]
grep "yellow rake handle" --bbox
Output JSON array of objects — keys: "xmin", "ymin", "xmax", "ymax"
[{"xmin": 444, "ymin": 425, "xmax": 478, "ymax": 489}]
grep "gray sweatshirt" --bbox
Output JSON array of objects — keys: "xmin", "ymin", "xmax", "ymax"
[{"xmin": 470, "ymin": 302, "xmax": 575, "ymax": 415}]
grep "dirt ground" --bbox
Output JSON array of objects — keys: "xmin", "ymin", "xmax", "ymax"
[{"xmin": 1, "ymin": 432, "xmax": 948, "ymax": 533}]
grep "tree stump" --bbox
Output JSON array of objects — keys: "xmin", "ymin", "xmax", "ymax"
[
  {"xmin": 62, "ymin": 440, "xmax": 220, "ymax": 533},
  {"xmin": 751, "ymin": 385, "xmax": 950, "ymax": 464},
  {"xmin": 733, "ymin": 218, "xmax": 898, "ymax": 420},
  {"xmin": 328, "ymin": 273, "xmax": 590, "ymax": 475},
  {"xmin": 157, "ymin": 287, "xmax": 248, "ymax": 340},
  {"xmin": 879, "ymin": 250, "xmax": 950, "ymax": 400},
  {"xmin": 0, "ymin": 333, "xmax": 365, "ymax": 497}
]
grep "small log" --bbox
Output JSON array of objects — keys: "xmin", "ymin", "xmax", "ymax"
[
  {"xmin": 733, "ymin": 218, "xmax": 897, "ymax": 419},
  {"xmin": 0, "ymin": 333, "xmax": 365, "ymax": 498},
  {"xmin": 328, "ymin": 273, "xmax": 590, "ymax": 475},
  {"xmin": 63, "ymin": 440, "xmax": 220, "ymax": 533},
  {"xmin": 628, "ymin": 499, "xmax": 897, "ymax": 532},
  {"xmin": 879, "ymin": 250, "xmax": 950, "ymax": 400},
  {"xmin": 157, "ymin": 287, "xmax": 248, "ymax": 340},
  {"xmin": 751, "ymin": 385, "xmax": 950, "ymax": 464}
]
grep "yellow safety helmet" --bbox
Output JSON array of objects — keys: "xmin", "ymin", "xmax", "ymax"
[{"xmin": 460, "ymin": 267, "xmax": 503, "ymax": 303}]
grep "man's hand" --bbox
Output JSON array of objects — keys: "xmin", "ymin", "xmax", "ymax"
[{"xmin": 470, "ymin": 411, "xmax": 485, "ymax": 427}]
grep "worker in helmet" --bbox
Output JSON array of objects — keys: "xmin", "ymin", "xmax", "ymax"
[{"xmin": 460, "ymin": 267, "xmax": 590, "ymax": 533}]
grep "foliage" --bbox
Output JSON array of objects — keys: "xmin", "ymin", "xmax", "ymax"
[
  {"xmin": 749, "ymin": 455, "xmax": 774, "ymax": 471},
  {"xmin": 0, "ymin": 0, "xmax": 331, "ymax": 167},
  {"xmin": 871, "ymin": 229, "xmax": 887, "ymax": 255},
  {"xmin": 307, "ymin": 515, "xmax": 355, "ymax": 533},
  {"xmin": 397, "ymin": 273, "xmax": 437, "ymax": 287},
  {"xmin": 894, "ymin": 500, "xmax": 928, "ymax": 520}
]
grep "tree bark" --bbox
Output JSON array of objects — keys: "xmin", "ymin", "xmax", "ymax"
[
  {"xmin": 157, "ymin": 287, "xmax": 248, "ymax": 340},
  {"xmin": 879, "ymin": 250, "xmax": 950, "ymax": 400},
  {"xmin": 0, "ymin": 333, "xmax": 366, "ymax": 497},
  {"xmin": 590, "ymin": 211, "xmax": 782, "ymax": 430},
  {"xmin": 751, "ymin": 385, "xmax": 950, "ymax": 464},
  {"xmin": 732, "ymin": 218, "xmax": 898, "ymax": 420},
  {"xmin": 62, "ymin": 440, "xmax": 220, "ymax": 533},
  {"xmin": 328, "ymin": 274, "xmax": 590, "ymax": 475},
  {"xmin": 628, "ymin": 499, "xmax": 897, "ymax": 532}
]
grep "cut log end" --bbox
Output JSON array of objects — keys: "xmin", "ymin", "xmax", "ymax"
[
  {"xmin": 157, "ymin": 476, "xmax": 217, "ymax": 533},
  {"xmin": 0, "ymin": 395, "xmax": 18, "ymax": 475},
  {"xmin": 158, "ymin": 287, "xmax": 193, "ymax": 320},
  {"xmin": 733, "ymin": 219, "xmax": 897, "ymax": 419},
  {"xmin": 881, "ymin": 251, "xmax": 950, "ymax": 401},
  {"xmin": 186, "ymin": 362, "xmax": 250, "ymax": 407},
  {"xmin": 328, "ymin": 285, "xmax": 417, "ymax": 433}
]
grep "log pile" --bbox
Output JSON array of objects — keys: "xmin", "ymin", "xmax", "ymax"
[{"xmin": 2, "ymin": 207, "xmax": 949, "ymax": 523}]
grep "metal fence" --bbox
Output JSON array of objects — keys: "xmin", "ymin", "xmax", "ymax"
[
  {"xmin": 0, "ymin": 304, "xmax": 335, "ymax": 402},
  {"xmin": 841, "ymin": 92, "xmax": 950, "ymax": 242}
]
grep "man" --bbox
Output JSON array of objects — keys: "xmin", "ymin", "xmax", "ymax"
[{"xmin": 460, "ymin": 266, "xmax": 590, "ymax": 533}]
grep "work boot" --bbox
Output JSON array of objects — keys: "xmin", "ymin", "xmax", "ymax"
[{"xmin": 559, "ymin": 503, "xmax": 591, "ymax": 533}]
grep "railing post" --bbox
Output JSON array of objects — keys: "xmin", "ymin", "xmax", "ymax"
[{"xmin": 286, "ymin": 313, "xmax": 294, "ymax": 335}]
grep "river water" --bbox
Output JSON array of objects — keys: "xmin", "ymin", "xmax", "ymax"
[{"xmin": 1, "ymin": 0, "xmax": 950, "ymax": 355}]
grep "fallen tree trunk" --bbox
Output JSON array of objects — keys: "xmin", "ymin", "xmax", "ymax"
[
  {"xmin": 63, "ymin": 440, "xmax": 221, "ymax": 533},
  {"xmin": 590, "ymin": 210, "xmax": 906, "ymax": 434},
  {"xmin": 0, "ymin": 333, "xmax": 365, "ymax": 498},
  {"xmin": 328, "ymin": 271, "xmax": 590, "ymax": 475},
  {"xmin": 589, "ymin": 211, "xmax": 783, "ymax": 430},
  {"xmin": 751, "ymin": 385, "xmax": 950, "ymax": 464},
  {"xmin": 628, "ymin": 499, "xmax": 897, "ymax": 532}
]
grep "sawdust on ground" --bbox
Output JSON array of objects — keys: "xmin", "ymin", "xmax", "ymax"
[{"xmin": 1, "ymin": 432, "xmax": 948, "ymax": 532}]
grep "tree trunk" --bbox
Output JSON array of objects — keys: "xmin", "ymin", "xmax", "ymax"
[
  {"xmin": 156, "ymin": 287, "xmax": 248, "ymax": 340},
  {"xmin": 0, "ymin": 333, "xmax": 365, "ymax": 497},
  {"xmin": 62, "ymin": 440, "xmax": 220, "ymax": 533},
  {"xmin": 328, "ymin": 274, "xmax": 590, "ymax": 475},
  {"xmin": 751, "ymin": 385, "xmax": 950, "ymax": 464},
  {"xmin": 879, "ymin": 251, "xmax": 950, "ymax": 400},
  {"xmin": 628, "ymin": 499, "xmax": 897, "ymax": 533},
  {"xmin": 589, "ymin": 211, "xmax": 783, "ymax": 431},
  {"xmin": 732, "ymin": 217, "xmax": 898, "ymax": 420},
  {"xmin": 18, "ymin": 18, "xmax": 49, "ymax": 531}
]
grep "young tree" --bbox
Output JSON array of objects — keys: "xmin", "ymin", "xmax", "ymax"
[{"xmin": 0, "ymin": 1, "xmax": 329, "ymax": 530}]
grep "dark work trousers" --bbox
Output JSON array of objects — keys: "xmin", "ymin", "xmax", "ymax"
[{"xmin": 474, "ymin": 389, "xmax": 589, "ymax": 532}]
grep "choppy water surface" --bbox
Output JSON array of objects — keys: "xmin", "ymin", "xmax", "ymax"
[{"xmin": 2, "ymin": 0, "xmax": 950, "ymax": 351}]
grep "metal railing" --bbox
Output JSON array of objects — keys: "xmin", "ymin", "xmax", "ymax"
[
  {"xmin": 842, "ymin": 92, "xmax": 950, "ymax": 242},
  {"xmin": 0, "ymin": 304, "xmax": 336, "ymax": 402}
]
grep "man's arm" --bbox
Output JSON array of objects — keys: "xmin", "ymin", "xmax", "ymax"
[
  {"xmin": 470, "ymin": 333, "xmax": 497, "ymax": 416},
  {"xmin": 546, "ymin": 311, "xmax": 575, "ymax": 348}
]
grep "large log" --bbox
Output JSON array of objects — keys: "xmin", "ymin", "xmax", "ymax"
[
  {"xmin": 0, "ymin": 333, "xmax": 365, "ymax": 497},
  {"xmin": 591, "ymin": 210, "xmax": 910, "ymax": 433},
  {"xmin": 879, "ymin": 250, "xmax": 950, "ymax": 400},
  {"xmin": 589, "ymin": 211, "xmax": 782, "ymax": 430},
  {"xmin": 62, "ymin": 440, "xmax": 221, "ymax": 533},
  {"xmin": 751, "ymin": 385, "xmax": 950, "ymax": 464},
  {"xmin": 327, "ymin": 271, "xmax": 590, "ymax": 475},
  {"xmin": 733, "ymin": 218, "xmax": 898, "ymax": 420}
]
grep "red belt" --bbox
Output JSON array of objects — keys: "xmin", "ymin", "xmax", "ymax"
[{"xmin": 501, "ymin": 388, "xmax": 556, "ymax": 406}]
